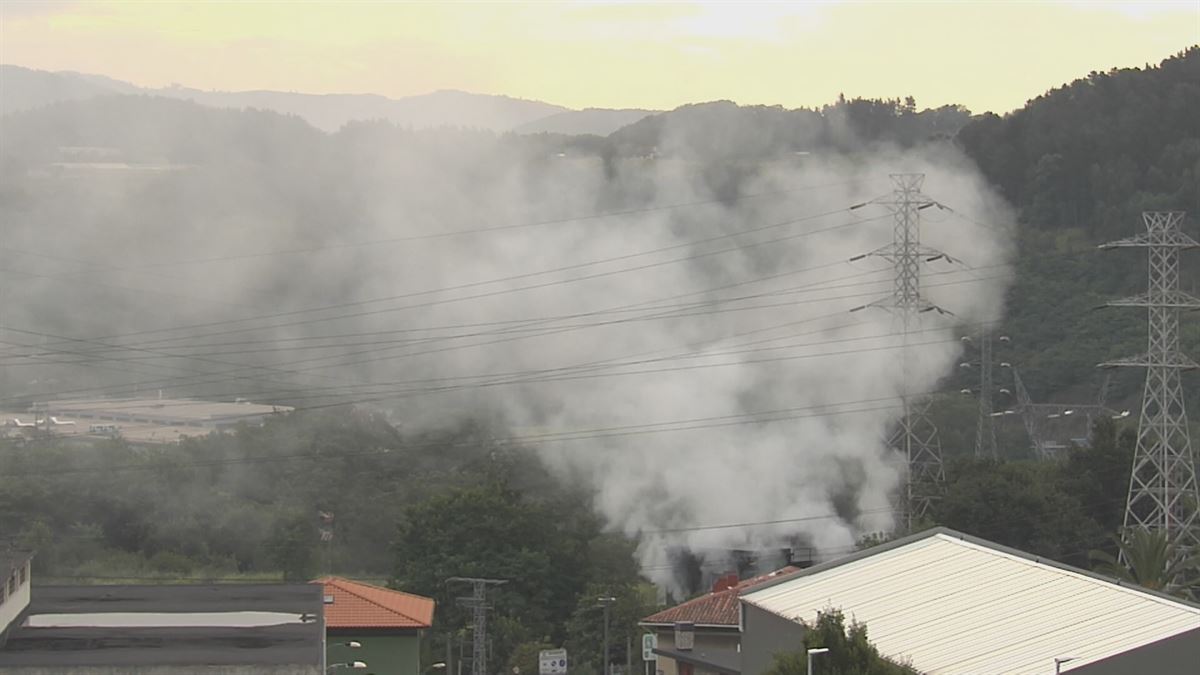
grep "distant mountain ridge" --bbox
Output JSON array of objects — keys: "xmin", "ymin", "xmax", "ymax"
[{"xmin": 0, "ymin": 65, "xmax": 656, "ymax": 135}]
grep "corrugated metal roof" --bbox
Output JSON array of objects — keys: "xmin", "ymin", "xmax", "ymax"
[{"xmin": 741, "ymin": 529, "xmax": 1200, "ymax": 675}]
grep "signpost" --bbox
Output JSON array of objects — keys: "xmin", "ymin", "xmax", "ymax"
[
  {"xmin": 539, "ymin": 649, "xmax": 568, "ymax": 675},
  {"xmin": 641, "ymin": 634, "xmax": 657, "ymax": 662},
  {"xmin": 641, "ymin": 633, "xmax": 657, "ymax": 675}
]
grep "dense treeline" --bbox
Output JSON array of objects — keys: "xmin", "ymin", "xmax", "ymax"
[
  {"xmin": 955, "ymin": 47, "xmax": 1200, "ymax": 407},
  {"xmin": 0, "ymin": 412, "xmax": 656, "ymax": 674}
]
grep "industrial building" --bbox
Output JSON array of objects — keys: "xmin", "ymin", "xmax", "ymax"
[
  {"xmin": 739, "ymin": 527, "xmax": 1200, "ymax": 675},
  {"xmin": 0, "ymin": 553, "xmax": 33, "ymax": 648},
  {"xmin": 0, "ymin": 582, "xmax": 324, "ymax": 674}
]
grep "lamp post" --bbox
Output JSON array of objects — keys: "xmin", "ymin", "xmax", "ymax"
[
  {"xmin": 806, "ymin": 647, "xmax": 829, "ymax": 675},
  {"xmin": 328, "ymin": 662, "xmax": 368, "ymax": 671},
  {"xmin": 597, "ymin": 596, "xmax": 617, "ymax": 675},
  {"xmin": 1054, "ymin": 657, "xmax": 1077, "ymax": 674}
]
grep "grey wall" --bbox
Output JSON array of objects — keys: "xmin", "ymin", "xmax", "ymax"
[
  {"xmin": 739, "ymin": 604, "xmax": 806, "ymax": 675},
  {"xmin": 1076, "ymin": 626, "xmax": 1200, "ymax": 675}
]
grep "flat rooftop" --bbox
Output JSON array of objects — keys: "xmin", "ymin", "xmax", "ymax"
[
  {"xmin": 0, "ymin": 584, "xmax": 322, "ymax": 669},
  {"xmin": 34, "ymin": 398, "xmax": 293, "ymax": 427}
]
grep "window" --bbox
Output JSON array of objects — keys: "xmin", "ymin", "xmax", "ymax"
[
  {"xmin": 7, "ymin": 575, "xmax": 15, "ymax": 596},
  {"xmin": 18, "ymin": 564, "xmax": 26, "ymax": 585}
]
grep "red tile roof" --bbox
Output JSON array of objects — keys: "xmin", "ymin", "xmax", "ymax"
[
  {"xmin": 313, "ymin": 576, "xmax": 436, "ymax": 629},
  {"xmin": 640, "ymin": 567, "xmax": 799, "ymax": 627}
]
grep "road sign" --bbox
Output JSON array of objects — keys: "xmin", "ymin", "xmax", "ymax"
[
  {"xmin": 641, "ymin": 633, "xmax": 657, "ymax": 661},
  {"xmin": 539, "ymin": 649, "xmax": 568, "ymax": 675}
]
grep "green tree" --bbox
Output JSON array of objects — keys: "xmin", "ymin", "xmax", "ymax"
[
  {"xmin": 763, "ymin": 609, "xmax": 914, "ymax": 675},
  {"xmin": 564, "ymin": 581, "xmax": 656, "ymax": 675},
  {"xmin": 392, "ymin": 478, "xmax": 596, "ymax": 668},
  {"xmin": 1089, "ymin": 528, "xmax": 1200, "ymax": 598},
  {"xmin": 268, "ymin": 512, "xmax": 318, "ymax": 582}
]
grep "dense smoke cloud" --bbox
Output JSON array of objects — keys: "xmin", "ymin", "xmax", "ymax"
[{"xmin": 0, "ymin": 97, "xmax": 1014, "ymax": 590}]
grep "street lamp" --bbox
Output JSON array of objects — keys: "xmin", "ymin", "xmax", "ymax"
[
  {"xmin": 1054, "ymin": 656, "xmax": 1077, "ymax": 674},
  {"xmin": 328, "ymin": 662, "xmax": 368, "ymax": 671},
  {"xmin": 597, "ymin": 596, "xmax": 617, "ymax": 675},
  {"xmin": 332, "ymin": 641, "xmax": 362, "ymax": 649},
  {"xmin": 806, "ymin": 647, "xmax": 829, "ymax": 675}
]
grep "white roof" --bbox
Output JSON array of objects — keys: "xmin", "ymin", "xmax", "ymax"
[{"xmin": 741, "ymin": 530, "xmax": 1200, "ymax": 674}]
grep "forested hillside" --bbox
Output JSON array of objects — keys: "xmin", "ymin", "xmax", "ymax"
[{"xmin": 957, "ymin": 46, "xmax": 1200, "ymax": 411}]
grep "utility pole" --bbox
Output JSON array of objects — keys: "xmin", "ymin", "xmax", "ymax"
[
  {"xmin": 448, "ymin": 577, "xmax": 507, "ymax": 675},
  {"xmin": 1099, "ymin": 210, "xmax": 1200, "ymax": 552},
  {"xmin": 597, "ymin": 596, "xmax": 616, "ymax": 675},
  {"xmin": 851, "ymin": 173, "xmax": 955, "ymax": 529}
]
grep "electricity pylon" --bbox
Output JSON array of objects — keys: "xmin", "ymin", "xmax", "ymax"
[
  {"xmin": 851, "ymin": 173, "xmax": 955, "ymax": 530},
  {"xmin": 975, "ymin": 331, "xmax": 998, "ymax": 459},
  {"xmin": 960, "ymin": 331, "xmax": 1009, "ymax": 460},
  {"xmin": 1099, "ymin": 210, "xmax": 1200, "ymax": 551},
  {"xmin": 447, "ymin": 577, "xmax": 506, "ymax": 675}
]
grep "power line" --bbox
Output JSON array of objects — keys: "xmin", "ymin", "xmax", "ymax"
[
  {"xmin": 0, "ymin": 270, "xmax": 1009, "ymax": 407},
  {"xmin": 21, "ymin": 205, "xmax": 875, "ymax": 354},
  {"xmin": 122, "ymin": 181, "xmax": 856, "ymax": 268}
]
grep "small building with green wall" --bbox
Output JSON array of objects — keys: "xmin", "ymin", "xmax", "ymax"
[{"xmin": 315, "ymin": 576, "xmax": 436, "ymax": 675}]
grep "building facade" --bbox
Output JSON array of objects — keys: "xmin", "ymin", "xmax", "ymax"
[
  {"xmin": 315, "ymin": 576, "xmax": 435, "ymax": 675},
  {"xmin": 640, "ymin": 569, "xmax": 796, "ymax": 675},
  {"xmin": 0, "ymin": 582, "xmax": 324, "ymax": 674},
  {"xmin": 0, "ymin": 553, "xmax": 32, "ymax": 648}
]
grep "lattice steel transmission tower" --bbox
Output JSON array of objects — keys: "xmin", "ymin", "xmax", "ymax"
[
  {"xmin": 975, "ymin": 331, "xmax": 998, "ymax": 459},
  {"xmin": 448, "ymin": 577, "xmax": 506, "ymax": 675},
  {"xmin": 852, "ymin": 173, "xmax": 955, "ymax": 529},
  {"xmin": 960, "ymin": 331, "xmax": 1009, "ymax": 460},
  {"xmin": 1099, "ymin": 211, "xmax": 1200, "ymax": 551}
]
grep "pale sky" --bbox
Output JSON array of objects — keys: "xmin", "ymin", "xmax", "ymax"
[{"xmin": 1, "ymin": 1, "xmax": 1198, "ymax": 113}]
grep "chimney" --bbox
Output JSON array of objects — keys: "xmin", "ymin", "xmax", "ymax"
[
  {"xmin": 674, "ymin": 622, "xmax": 695, "ymax": 651},
  {"xmin": 711, "ymin": 573, "xmax": 739, "ymax": 593}
]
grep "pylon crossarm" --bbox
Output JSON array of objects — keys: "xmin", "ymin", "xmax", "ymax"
[
  {"xmin": 1098, "ymin": 230, "xmax": 1199, "ymax": 250},
  {"xmin": 1100, "ymin": 352, "xmax": 1200, "ymax": 369},
  {"xmin": 1107, "ymin": 290, "xmax": 1200, "ymax": 308}
]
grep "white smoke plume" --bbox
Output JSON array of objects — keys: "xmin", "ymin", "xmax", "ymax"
[{"xmin": 0, "ymin": 100, "xmax": 1015, "ymax": 592}]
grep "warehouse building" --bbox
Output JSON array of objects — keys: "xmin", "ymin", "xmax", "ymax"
[
  {"xmin": 0, "ymin": 582, "xmax": 324, "ymax": 674},
  {"xmin": 739, "ymin": 527, "xmax": 1200, "ymax": 675}
]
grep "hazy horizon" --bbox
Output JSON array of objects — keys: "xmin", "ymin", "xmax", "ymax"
[{"xmin": 2, "ymin": 1, "xmax": 1197, "ymax": 115}]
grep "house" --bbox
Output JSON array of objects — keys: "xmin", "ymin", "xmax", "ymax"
[
  {"xmin": 640, "ymin": 568, "xmax": 797, "ymax": 675},
  {"xmin": 739, "ymin": 527, "xmax": 1200, "ymax": 675},
  {"xmin": 314, "ymin": 576, "xmax": 436, "ymax": 675},
  {"xmin": 0, "ymin": 582, "xmax": 325, "ymax": 674}
]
